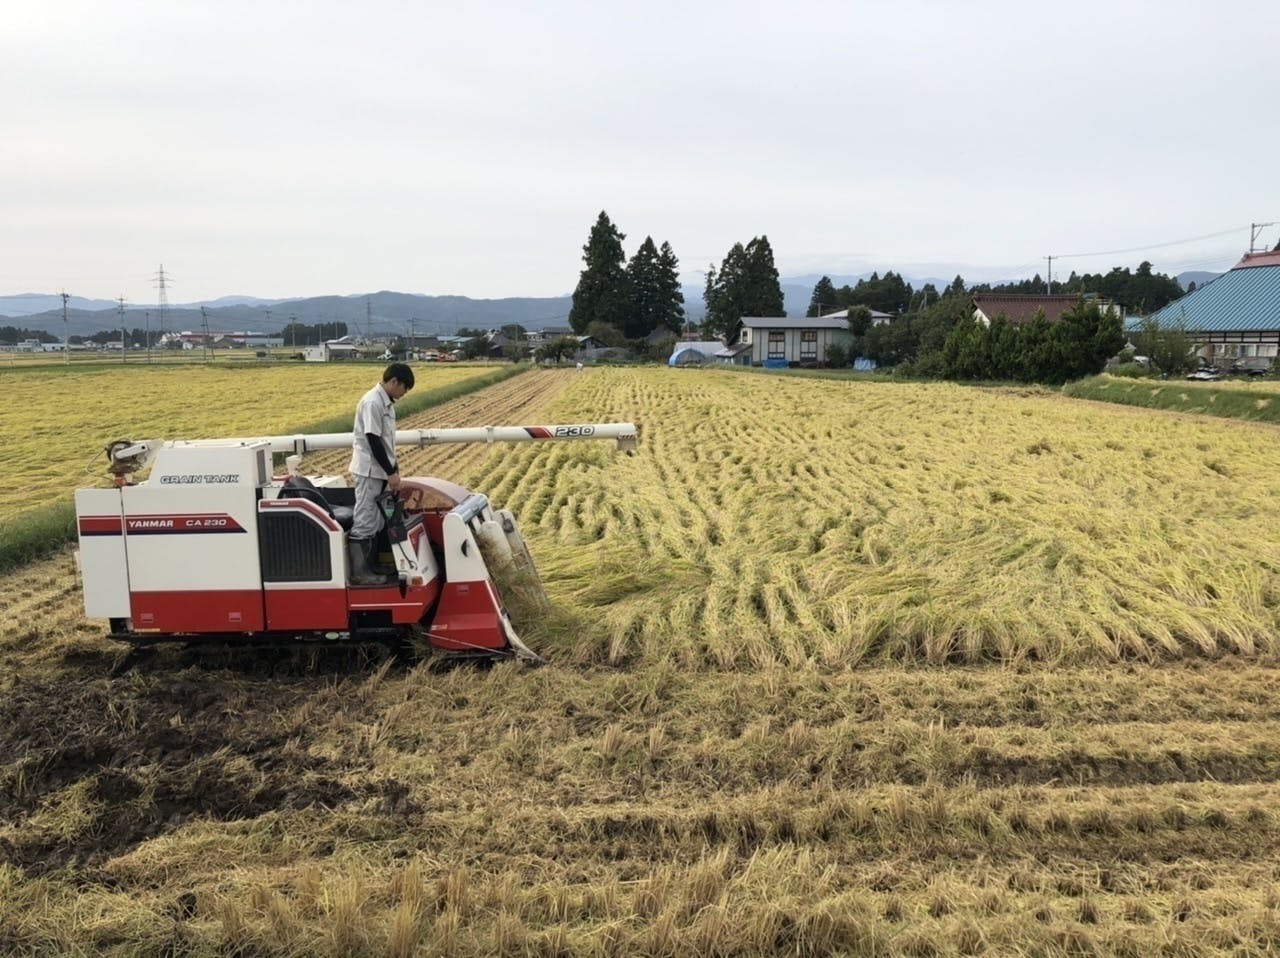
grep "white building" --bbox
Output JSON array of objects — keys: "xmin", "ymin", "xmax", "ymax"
[{"xmin": 304, "ymin": 337, "xmax": 362, "ymax": 362}]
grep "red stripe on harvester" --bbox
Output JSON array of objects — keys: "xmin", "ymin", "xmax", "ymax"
[
  {"xmin": 524, "ymin": 427, "xmax": 553, "ymax": 439},
  {"xmin": 79, "ymin": 515, "xmax": 123, "ymax": 536}
]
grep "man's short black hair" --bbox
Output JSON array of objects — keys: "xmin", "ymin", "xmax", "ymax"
[{"xmin": 383, "ymin": 363, "xmax": 414, "ymax": 390}]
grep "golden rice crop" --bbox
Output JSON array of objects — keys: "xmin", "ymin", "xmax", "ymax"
[
  {"xmin": 0, "ymin": 362, "xmax": 499, "ymax": 522},
  {"xmin": 468, "ymin": 367, "xmax": 1280, "ymax": 667},
  {"xmin": 6, "ymin": 368, "xmax": 1280, "ymax": 955}
]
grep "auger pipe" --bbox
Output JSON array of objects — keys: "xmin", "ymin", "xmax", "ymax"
[{"xmin": 109, "ymin": 423, "xmax": 638, "ymax": 468}]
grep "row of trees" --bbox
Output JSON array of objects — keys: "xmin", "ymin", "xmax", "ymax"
[
  {"xmin": 2, "ymin": 326, "xmax": 167, "ymax": 348},
  {"xmin": 819, "ymin": 280, "xmax": 1127, "ymax": 385},
  {"xmin": 808, "ymin": 259, "xmax": 1195, "ymax": 384},
  {"xmin": 568, "ymin": 212, "xmax": 685, "ymax": 338},
  {"xmin": 7, "ymin": 322, "xmax": 353, "ymax": 349},
  {"xmin": 80, "ymin": 329, "xmax": 167, "ymax": 347},
  {"xmin": 974, "ymin": 260, "xmax": 1184, "ymax": 313},
  {"xmin": 0, "ymin": 326, "xmax": 58, "ymax": 344},
  {"xmin": 807, "ymin": 273, "xmax": 970, "ymax": 318},
  {"xmin": 936, "ymin": 301, "xmax": 1126, "ymax": 384},
  {"xmin": 809, "ymin": 260, "xmax": 1183, "ymax": 325},
  {"xmin": 832, "ymin": 295, "xmax": 972, "ymax": 370},
  {"xmin": 278, "ymin": 321, "xmax": 348, "ymax": 347},
  {"xmin": 701, "ymin": 237, "xmax": 785, "ymax": 341}
]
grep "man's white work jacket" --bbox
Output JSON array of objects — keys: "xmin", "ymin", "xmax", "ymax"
[{"xmin": 349, "ymin": 383, "xmax": 397, "ymax": 479}]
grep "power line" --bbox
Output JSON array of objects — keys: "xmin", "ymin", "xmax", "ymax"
[
  {"xmin": 1162, "ymin": 253, "xmax": 1242, "ymax": 273},
  {"xmin": 1052, "ymin": 226, "xmax": 1247, "ymax": 261}
]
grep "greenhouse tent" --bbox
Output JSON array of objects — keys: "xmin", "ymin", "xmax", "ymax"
[{"xmin": 668, "ymin": 341, "xmax": 725, "ymax": 366}]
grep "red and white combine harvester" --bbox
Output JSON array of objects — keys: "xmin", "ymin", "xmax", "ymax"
[{"xmin": 74, "ymin": 423, "xmax": 637, "ymax": 664}]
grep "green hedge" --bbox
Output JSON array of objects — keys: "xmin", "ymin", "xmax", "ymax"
[
  {"xmin": 1063, "ymin": 375, "xmax": 1280, "ymax": 423},
  {"xmin": 0, "ymin": 364, "xmax": 530, "ymax": 573}
]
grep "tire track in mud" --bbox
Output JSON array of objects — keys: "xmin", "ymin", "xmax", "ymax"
[{"xmin": 0, "ymin": 663, "xmax": 400, "ymax": 876}]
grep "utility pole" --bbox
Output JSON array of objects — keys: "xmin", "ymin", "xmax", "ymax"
[
  {"xmin": 144, "ymin": 310, "xmax": 152, "ymax": 363},
  {"xmin": 200, "ymin": 306, "xmax": 211, "ymax": 362},
  {"xmin": 408, "ymin": 316, "xmax": 415, "ymax": 358},
  {"xmin": 1044, "ymin": 256, "xmax": 1054, "ymax": 294},
  {"xmin": 289, "ymin": 313, "xmax": 297, "ymax": 350},
  {"xmin": 365, "ymin": 297, "xmax": 372, "ymax": 345},
  {"xmin": 60, "ymin": 291, "xmax": 70, "ymax": 364},
  {"xmin": 1250, "ymin": 222, "xmax": 1277, "ymax": 255},
  {"xmin": 118, "ymin": 296, "xmax": 127, "ymax": 363}
]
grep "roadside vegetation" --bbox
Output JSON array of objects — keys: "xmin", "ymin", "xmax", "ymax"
[{"xmin": 1065, "ymin": 374, "xmax": 1280, "ymax": 424}]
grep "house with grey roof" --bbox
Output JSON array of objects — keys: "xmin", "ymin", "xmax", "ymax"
[
  {"xmin": 821, "ymin": 307, "xmax": 893, "ymax": 325},
  {"xmin": 1134, "ymin": 251, "xmax": 1280, "ymax": 367},
  {"xmin": 527, "ymin": 325, "xmax": 574, "ymax": 348},
  {"xmin": 732, "ymin": 315, "xmax": 854, "ymax": 366}
]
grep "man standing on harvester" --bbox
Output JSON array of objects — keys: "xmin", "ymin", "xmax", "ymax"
[{"xmin": 348, "ymin": 363, "xmax": 414, "ymax": 585}]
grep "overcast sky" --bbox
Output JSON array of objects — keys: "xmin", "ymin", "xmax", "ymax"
[{"xmin": 4, "ymin": 0, "xmax": 1277, "ymax": 304}]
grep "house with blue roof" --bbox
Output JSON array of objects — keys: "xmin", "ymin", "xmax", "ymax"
[{"xmin": 1133, "ymin": 250, "xmax": 1280, "ymax": 368}]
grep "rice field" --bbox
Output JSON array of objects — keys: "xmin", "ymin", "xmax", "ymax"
[
  {"xmin": 0, "ymin": 362, "xmax": 506, "ymax": 523},
  {"xmin": 4, "ymin": 366, "xmax": 1280, "ymax": 955},
  {"xmin": 488, "ymin": 368, "xmax": 1280, "ymax": 667},
  {"xmin": 0, "ymin": 347, "xmax": 311, "ymax": 368}
]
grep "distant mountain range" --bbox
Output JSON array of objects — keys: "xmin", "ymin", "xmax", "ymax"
[
  {"xmin": 1176, "ymin": 271, "xmax": 1221, "ymax": 290},
  {"xmin": 0, "ymin": 269, "xmax": 1223, "ymax": 337},
  {"xmin": 1, "ymin": 291, "xmax": 580, "ymax": 339}
]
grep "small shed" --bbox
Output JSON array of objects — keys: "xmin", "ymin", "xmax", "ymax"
[
  {"xmin": 304, "ymin": 338, "xmax": 361, "ymax": 362},
  {"xmin": 714, "ymin": 342, "xmax": 752, "ymax": 366}
]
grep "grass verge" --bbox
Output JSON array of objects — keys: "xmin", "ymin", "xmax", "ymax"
[
  {"xmin": 1064, "ymin": 374, "xmax": 1280, "ymax": 422},
  {"xmin": 0, "ymin": 364, "xmax": 529, "ymax": 574}
]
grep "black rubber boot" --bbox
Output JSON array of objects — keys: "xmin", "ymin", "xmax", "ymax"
[{"xmin": 347, "ymin": 537, "xmax": 386, "ymax": 586}]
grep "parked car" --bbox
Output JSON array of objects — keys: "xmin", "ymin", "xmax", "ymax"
[
  {"xmin": 1187, "ymin": 367, "xmax": 1222, "ymax": 381},
  {"xmin": 1230, "ymin": 357, "xmax": 1271, "ymax": 377}
]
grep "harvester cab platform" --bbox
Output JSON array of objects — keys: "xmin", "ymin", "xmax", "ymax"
[{"xmin": 75, "ymin": 423, "xmax": 637, "ymax": 663}]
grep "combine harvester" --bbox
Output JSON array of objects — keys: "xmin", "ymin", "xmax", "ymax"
[{"xmin": 74, "ymin": 423, "xmax": 637, "ymax": 664}]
